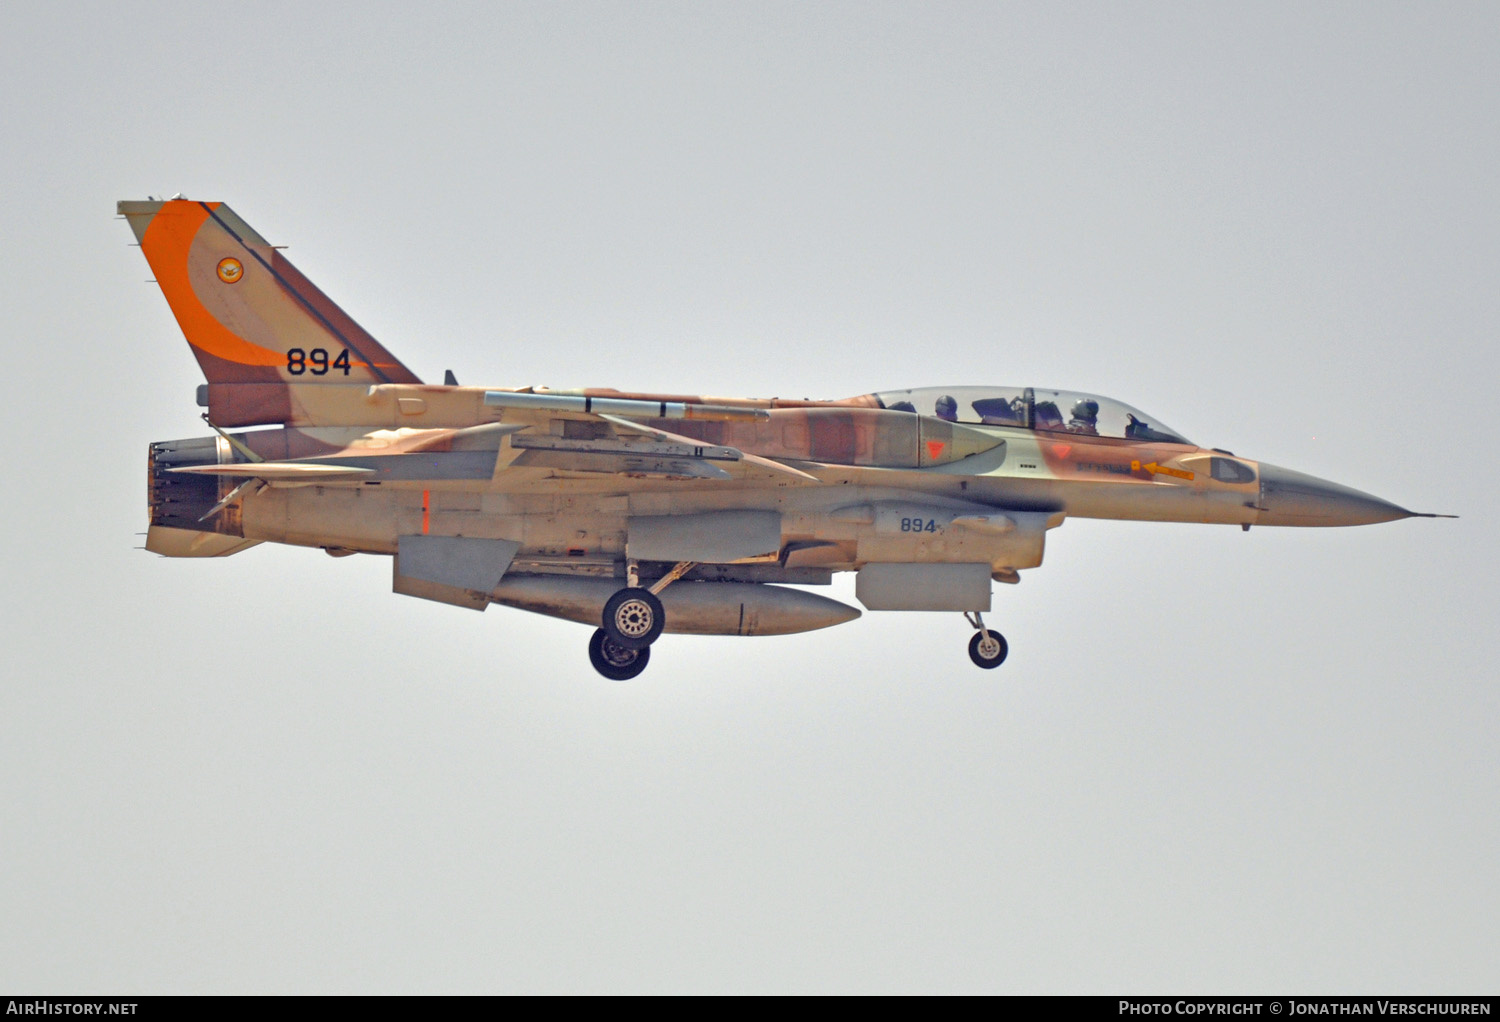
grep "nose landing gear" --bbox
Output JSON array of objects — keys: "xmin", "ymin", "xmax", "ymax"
[{"xmin": 964, "ymin": 611, "xmax": 1008, "ymax": 669}]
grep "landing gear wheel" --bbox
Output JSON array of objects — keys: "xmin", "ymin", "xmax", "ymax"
[
  {"xmin": 602, "ymin": 587, "xmax": 664, "ymax": 650},
  {"xmin": 968, "ymin": 630, "xmax": 1009, "ymax": 669},
  {"xmin": 589, "ymin": 628, "xmax": 651, "ymax": 681}
]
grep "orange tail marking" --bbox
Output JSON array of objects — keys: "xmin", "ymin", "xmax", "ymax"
[{"xmin": 140, "ymin": 201, "xmax": 284, "ymax": 369}]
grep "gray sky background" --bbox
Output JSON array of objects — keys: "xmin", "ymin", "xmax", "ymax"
[{"xmin": 1, "ymin": 0, "xmax": 1495, "ymax": 993}]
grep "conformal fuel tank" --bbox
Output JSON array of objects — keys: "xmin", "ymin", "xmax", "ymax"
[{"xmin": 489, "ymin": 575, "xmax": 861, "ymax": 636}]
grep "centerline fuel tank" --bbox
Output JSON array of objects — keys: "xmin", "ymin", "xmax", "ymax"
[{"xmin": 488, "ymin": 576, "xmax": 861, "ymax": 636}]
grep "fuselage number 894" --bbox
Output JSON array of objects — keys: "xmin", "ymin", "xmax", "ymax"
[
  {"xmin": 286, "ymin": 348, "xmax": 351, "ymax": 376},
  {"xmin": 900, "ymin": 517, "xmax": 939, "ymax": 533}
]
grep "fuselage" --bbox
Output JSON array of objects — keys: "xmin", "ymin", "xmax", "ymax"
[{"xmin": 149, "ymin": 383, "xmax": 1417, "ymax": 588}]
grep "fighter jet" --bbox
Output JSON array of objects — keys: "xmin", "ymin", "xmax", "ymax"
[{"xmin": 123, "ymin": 198, "xmax": 1451, "ymax": 679}]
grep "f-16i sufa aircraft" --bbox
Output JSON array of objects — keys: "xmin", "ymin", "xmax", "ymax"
[{"xmin": 123, "ymin": 198, "xmax": 1450, "ymax": 680}]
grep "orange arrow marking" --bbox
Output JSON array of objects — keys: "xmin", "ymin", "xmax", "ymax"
[
  {"xmin": 1132, "ymin": 460, "xmax": 1194, "ymax": 481},
  {"xmin": 925, "ymin": 440, "xmax": 946, "ymax": 461}
]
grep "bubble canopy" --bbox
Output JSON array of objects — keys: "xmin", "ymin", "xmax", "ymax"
[{"xmin": 871, "ymin": 386, "xmax": 1193, "ymax": 445}]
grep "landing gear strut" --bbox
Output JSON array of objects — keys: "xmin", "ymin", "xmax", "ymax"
[
  {"xmin": 964, "ymin": 611, "xmax": 1008, "ymax": 669},
  {"xmin": 590, "ymin": 559, "xmax": 697, "ymax": 678}
]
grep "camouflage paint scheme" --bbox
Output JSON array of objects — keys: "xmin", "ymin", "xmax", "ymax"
[{"xmin": 125, "ymin": 199, "xmax": 1445, "ymax": 677}]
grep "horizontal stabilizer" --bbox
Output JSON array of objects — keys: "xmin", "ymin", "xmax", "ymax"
[
  {"xmin": 170, "ymin": 450, "xmax": 504, "ymax": 483},
  {"xmin": 169, "ymin": 462, "xmax": 373, "ymax": 481},
  {"xmin": 145, "ymin": 525, "xmax": 262, "ymax": 558}
]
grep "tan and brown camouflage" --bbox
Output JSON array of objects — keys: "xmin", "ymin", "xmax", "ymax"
[{"xmin": 126, "ymin": 198, "xmax": 1447, "ymax": 677}]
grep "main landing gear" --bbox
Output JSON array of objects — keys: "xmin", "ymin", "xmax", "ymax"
[
  {"xmin": 588, "ymin": 628, "xmax": 651, "ymax": 681},
  {"xmin": 588, "ymin": 559, "xmax": 696, "ymax": 680},
  {"xmin": 601, "ymin": 588, "xmax": 664, "ymax": 649},
  {"xmin": 964, "ymin": 611, "xmax": 1008, "ymax": 669}
]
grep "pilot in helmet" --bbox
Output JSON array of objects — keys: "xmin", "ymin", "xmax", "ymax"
[
  {"xmin": 934, "ymin": 395, "xmax": 958, "ymax": 421},
  {"xmin": 1068, "ymin": 398, "xmax": 1100, "ymax": 435}
]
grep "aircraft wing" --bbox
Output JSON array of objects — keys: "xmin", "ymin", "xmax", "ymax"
[
  {"xmin": 507, "ymin": 431, "xmax": 740, "ymax": 480},
  {"xmin": 596, "ymin": 415, "xmax": 821, "ymax": 483},
  {"xmin": 176, "ymin": 403, "xmax": 827, "ymax": 491},
  {"xmin": 490, "ymin": 413, "xmax": 821, "ymax": 485},
  {"xmin": 478, "ymin": 391, "xmax": 822, "ymax": 484}
]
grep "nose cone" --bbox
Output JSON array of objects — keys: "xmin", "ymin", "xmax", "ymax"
[{"xmin": 1256, "ymin": 463, "xmax": 1414, "ymax": 527}]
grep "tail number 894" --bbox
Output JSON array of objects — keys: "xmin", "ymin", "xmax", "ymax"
[{"xmin": 286, "ymin": 348, "xmax": 351, "ymax": 376}]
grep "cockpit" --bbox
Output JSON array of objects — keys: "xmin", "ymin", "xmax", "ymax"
[{"xmin": 871, "ymin": 386, "xmax": 1192, "ymax": 445}]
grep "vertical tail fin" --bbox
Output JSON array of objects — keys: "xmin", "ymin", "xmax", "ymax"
[{"xmin": 121, "ymin": 199, "xmax": 422, "ymax": 416}]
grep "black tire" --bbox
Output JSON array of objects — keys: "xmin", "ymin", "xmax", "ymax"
[
  {"xmin": 968, "ymin": 630, "xmax": 1008, "ymax": 669},
  {"xmin": 602, "ymin": 587, "xmax": 665, "ymax": 650},
  {"xmin": 588, "ymin": 628, "xmax": 651, "ymax": 681}
]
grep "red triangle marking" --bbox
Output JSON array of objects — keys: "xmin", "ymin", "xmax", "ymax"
[{"xmin": 925, "ymin": 440, "xmax": 946, "ymax": 460}]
